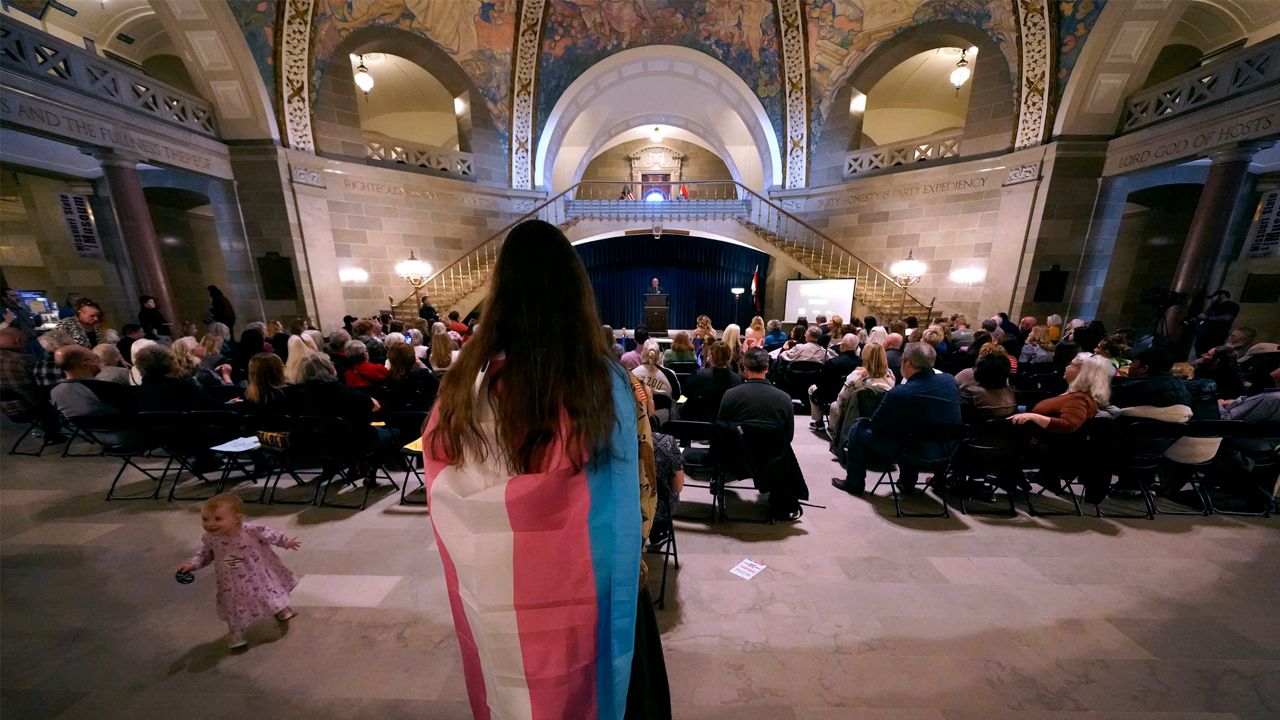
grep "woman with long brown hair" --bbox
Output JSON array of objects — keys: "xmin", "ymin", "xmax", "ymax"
[{"xmin": 423, "ymin": 220, "xmax": 666, "ymax": 719}]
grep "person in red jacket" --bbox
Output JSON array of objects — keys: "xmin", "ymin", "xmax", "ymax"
[{"xmin": 341, "ymin": 340, "xmax": 387, "ymax": 388}]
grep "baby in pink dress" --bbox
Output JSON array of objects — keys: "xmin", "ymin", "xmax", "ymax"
[{"xmin": 178, "ymin": 493, "xmax": 301, "ymax": 649}]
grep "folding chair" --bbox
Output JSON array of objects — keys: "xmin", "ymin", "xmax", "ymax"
[
  {"xmin": 645, "ymin": 521, "xmax": 679, "ymax": 610},
  {"xmin": 869, "ymin": 423, "xmax": 968, "ymax": 518},
  {"xmin": 254, "ymin": 416, "xmax": 325, "ymax": 506},
  {"xmin": 294, "ymin": 416, "xmax": 399, "ymax": 510},
  {"xmin": 4, "ymin": 406, "xmax": 60, "ymax": 457},
  {"xmin": 93, "ymin": 416, "xmax": 168, "ymax": 501},
  {"xmin": 1202, "ymin": 420, "xmax": 1280, "ymax": 517},
  {"xmin": 660, "ymin": 419, "xmax": 720, "ymax": 521},
  {"xmin": 1089, "ymin": 419, "xmax": 1184, "ymax": 519},
  {"xmin": 946, "ymin": 419, "xmax": 1023, "ymax": 517}
]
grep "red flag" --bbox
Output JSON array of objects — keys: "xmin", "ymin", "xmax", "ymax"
[
  {"xmin": 751, "ymin": 265, "xmax": 760, "ymax": 311},
  {"xmin": 680, "ymin": 183, "xmax": 689, "ymax": 200}
]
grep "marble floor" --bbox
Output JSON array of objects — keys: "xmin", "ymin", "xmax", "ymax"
[{"xmin": 2, "ymin": 419, "xmax": 1278, "ymax": 720}]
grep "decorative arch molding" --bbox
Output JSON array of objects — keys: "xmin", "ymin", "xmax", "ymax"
[
  {"xmin": 510, "ymin": 0, "xmax": 547, "ymax": 190},
  {"xmin": 278, "ymin": 0, "xmax": 316, "ymax": 152},
  {"xmin": 535, "ymin": 45, "xmax": 782, "ymax": 192},
  {"xmin": 1013, "ymin": 0, "xmax": 1053, "ymax": 149},
  {"xmin": 818, "ymin": 20, "xmax": 1016, "ymax": 166},
  {"xmin": 777, "ymin": 0, "xmax": 810, "ymax": 189},
  {"xmin": 816, "ymin": 19, "xmax": 1020, "ymax": 153}
]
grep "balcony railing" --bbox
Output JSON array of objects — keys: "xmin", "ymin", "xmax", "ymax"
[
  {"xmin": 0, "ymin": 16, "xmax": 217, "ymax": 137},
  {"xmin": 1121, "ymin": 34, "xmax": 1280, "ymax": 133},
  {"xmin": 364, "ymin": 134, "xmax": 474, "ymax": 178},
  {"xmin": 844, "ymin": 130, "xmax": 962, "ymax": 177}
]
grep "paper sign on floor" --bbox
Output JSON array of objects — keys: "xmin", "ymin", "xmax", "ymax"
[{"xmin": 730, "ymin": 558, "xmax": 766, "ymax": 580}]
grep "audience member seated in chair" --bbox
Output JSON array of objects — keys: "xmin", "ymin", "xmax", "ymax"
[
  {"xmin": 809, "ymin": 334, "xmax": 861, "ymax": 431},
  {"xmin": 383, "ymin": 343, "xmax": 439, "ymax": 411},
  {"xmin": 832, "ymin": 342, "xmax": 962, "ymax": 496},
  {"xmin": 780, "ymin": 326, "xmax": 830, "ymax": 364},
  {"xmin": 680, "ymin": 341, "xmax": 742, "ymax": 421},
  {"xmin": 0, "ymin": 328, "xmax": 65, "ymax": 443},
  {"xmin": 827, "ymin": 342, "xmax": 896, "ymax": 460},
  {"xmin": 956, "ymin": 346, "xmax": 1017, "ymax": 421},
  {"xmin": 632, "ymin": 343, "xmax": 678, "ymax": 426},
  {"xmin": 1009, "ymin": 353, "xmax": 1112, "ymax": 498},
  {"xmin": 286, "ymin": 353, "xmax": 395, "ymax": 484},
  {"xmin": 718, "ymin": 348, "xmax": 807, "ymax": 519},
  {"xmin": 342, "ymin": 340, "xmax": 388, "ymax": 388},
  {"xmin": 49, "ymin": 345, "xmax": 140, "ymax": 446},
  {"xmin": 133, "ymin": 346, "xmax": 225, "ymax": 413}
]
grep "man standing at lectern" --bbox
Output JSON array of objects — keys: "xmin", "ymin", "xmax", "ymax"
[{"xmin": 648, "ymin": 278, "xmax": 665, "ymax": 294}]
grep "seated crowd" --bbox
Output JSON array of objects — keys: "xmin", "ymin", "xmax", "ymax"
[{"xmin": 2, "ymin": 293, "xmax": 1277, "ymax": 515}]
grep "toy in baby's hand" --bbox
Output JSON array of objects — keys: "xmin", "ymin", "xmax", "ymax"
[{"xmin": 175, "ymin": 570, "xmax": 195, "ymax": 584}]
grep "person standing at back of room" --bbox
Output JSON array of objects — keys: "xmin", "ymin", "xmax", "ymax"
[{"xmin": 422, "ymin": 219, "xmax": 670, "ymax": 720}]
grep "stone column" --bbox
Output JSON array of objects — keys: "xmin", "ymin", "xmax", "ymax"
[
  {"xmin": 90, "ymin": 151, "xmax": 179, "ymax": 327},
  {"xmin": 1164, "ymin": 142, "xmax": 1270, "ymax": 340}
]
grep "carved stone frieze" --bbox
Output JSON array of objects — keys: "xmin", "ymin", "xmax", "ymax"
[
  {"xmin": 777, "ymin": 0, "xmax": 809, "ymax": 189},
  {"xmin": 279, "ymin": 0, "xmax": 316, "ymax": 153},
  {"xmin": 1014, "ymin": 0, "xmax": 1052, "ymax": 150},
  {"xmin": 510, "ymin": 0, "xmax": 547, "ymax": 190}
]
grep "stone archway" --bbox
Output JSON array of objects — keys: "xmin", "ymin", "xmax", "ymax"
[{"xmin": 535, "ymin": 45, "xmax": 783, "ymax": 193}]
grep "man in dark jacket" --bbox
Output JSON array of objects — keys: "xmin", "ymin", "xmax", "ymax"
[
  {"xmin": 809, "ymin": 334, "xmax": 861, "ymax": 430},
  {"xmin": 833, "ymin": 342, "xmax": 962, "ymax": 495},
  {"xmin": 1111, "ymin": 346, "xmax": 1191, "ymax": 409}
]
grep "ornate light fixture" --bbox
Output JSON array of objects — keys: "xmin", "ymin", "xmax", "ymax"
[
  {"xmin": 649, "ymin": 125, "xmax": 663, "ymax": 143},
  {"xmin": 949, "ymin": 50, "xmax": 971, "ymax": 92},
  {"xmin": 889, "ymin": 250, "xmax": 926, "ymax": 286},
  {"xmin": 353, "ymin": 55, "xmax": 374, "ymax": 95},
  {"xmin": 395, "ymin": 250, "xmax": 432, "ymax": 302}
]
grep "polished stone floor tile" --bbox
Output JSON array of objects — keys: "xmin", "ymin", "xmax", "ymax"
[
  {"xmin": 1, "ymin": 415, "xmax": 1276, "ymax": 719},
  {"xmin": 5, "ymin": 521, "xmax": 122, "ymax": 545},
  {"xmin": 290, "ymin": 574, "xmax": 404, "ymax": 608}
]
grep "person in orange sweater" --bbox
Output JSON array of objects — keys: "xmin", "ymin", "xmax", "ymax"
[{"xmin": 1010, "ymin": 352, "xmax": 1112, "ymax": 433}]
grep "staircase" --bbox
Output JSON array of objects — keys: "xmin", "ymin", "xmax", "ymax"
[{"xmin": 389, "ymin": 180, "xmax": 932, "ymax": 322}]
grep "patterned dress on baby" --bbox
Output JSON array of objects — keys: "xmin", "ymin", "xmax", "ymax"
[{"xmin": 186, "ymin": 522, "xmax": 298, "ymax": 633}]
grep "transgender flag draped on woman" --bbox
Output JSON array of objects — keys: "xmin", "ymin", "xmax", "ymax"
[{"xmin": 424, "ymin": 361, "xmax": 641, "ymax": 720}]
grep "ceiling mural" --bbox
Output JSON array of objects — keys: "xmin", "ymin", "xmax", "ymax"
[
  {"xmin": 228, "ymin": 0, "xmax": 280, "ymax": 103},
  {"xmin": 219, "ymin": 0, "xmax": 1113, "ymax": 182},
  {"xmin": 309, "ymin": 0, "xmax": 517, "ymax": 154},
  {"xmin": 805, "ymin": 0, "xmax": 1016, "ymax": 159},
  {"xmin": 1054, "ymin": 0, "xmax": 1107, "ymax": 109},
  {"xmin": 535, "ymin": 0, "xmax": 785, "ymax": 142}
]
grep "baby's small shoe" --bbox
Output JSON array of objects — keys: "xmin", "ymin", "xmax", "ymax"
[
  {"xmin": 275, "ymin": 607, "xmax": 296, "ymax": 622},
  {"xmin": 227, "ymin": 632, "xmax": 247, "ymax": 649}
]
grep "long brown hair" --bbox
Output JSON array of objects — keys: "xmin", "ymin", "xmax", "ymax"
[
  {"xmin": 426, "ymin": 220, "xmax": 616, "ymax": 472},
  {"xmin": 387, "ymin": 342, "xmax": 417, "ymax": 381},
  {"xmin": 245, "ymin": 352, "xmax": 283, "ymax": 404}
]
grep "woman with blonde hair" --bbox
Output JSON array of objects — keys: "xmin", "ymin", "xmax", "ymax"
[
  {"xmin": 172, "ymin": 335, "xmax": 233, "ymax": 390},
  {"xmin": 827, "ymin": 342, "xmax": 896, "ymax": 456},
  {"xmin": 1046, "ymin": 314, "xmax": 1064, "ymax": 342},
  {"xmin": 283, "ymin": 334, "xmax": 318, "ymax": 385},
  {"xmin": 721, "ymin": 323, "xmax": 743, "ymax": 371},
  {"xmin": 428, "ymin": 329, "xmax": 455, "ymax": 372},
  {"xmin": 828, "ymin": 315, "xmax": 845, "ymax": 341},
  {"xmin": 743, "ymin": 315, "xmax": 766, "ymax": 350},
  {"xmin": 1011, "ymin": 353, "xmax": 1110, "ymax": 433},
  {"xmin": 1019, "ymin": 326, "xmax": 1056, "ymax": 365},
  {"xmin": 632, "ymin": 341, "xmax": 676, "ymax": 425}
]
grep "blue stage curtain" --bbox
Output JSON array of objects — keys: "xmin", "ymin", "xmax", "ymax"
[{"xmin": 576, "ymin": 234, "xmax": 768, "ymax": 330}]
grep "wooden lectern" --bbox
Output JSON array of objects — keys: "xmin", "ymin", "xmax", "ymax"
[{"xmin": 644, "ymin": 293, "xmax": 668, "ymax": 335}]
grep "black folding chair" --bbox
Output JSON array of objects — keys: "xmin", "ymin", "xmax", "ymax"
[
  {"xmin": 293, "ymin": 416, "xmax": 399, "ymax": 510},
  {"xmin": 946, "ymin": 419, "xmax": 1023, "ymax": 517},
  {"xmin": 191, "ymin": 410, "xmax": 257, "ymax": 498},
  {"xmin": 783, "ymin": 361, "xmax": 824, "ymax": 410},
  {"xmin": 384, "ymin": 410, "xmax": 430, "ymax": 506},
  {"xmin": 91, "ymin": 415, "xmax": 168, "ymax": 501},
  {"xmin": 1203, "ymin": 420, "xmax": 1280, "ymax": 517},
  {"xmin": 1088, "ymin": 419, "xmax": 1184, "ymax": 519},
  {"xmin": 3, "ymin": 403, "xmax": 60, "ymax": 457},
  {"xmin": 869, "ymin": 423, "xmax": 968, "ymax": 518},
  {"xmin": 660, "ymin": 420, "xmax": 720, "ymax": 521}
]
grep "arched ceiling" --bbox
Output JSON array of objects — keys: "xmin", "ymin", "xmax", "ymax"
[{"xmin": 537, "ymin": 45, "xmax": 780, "ymax": 193}]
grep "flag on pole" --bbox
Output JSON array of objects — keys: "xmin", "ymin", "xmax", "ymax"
[
  {"xmin": 622, "ymin": 185, "xmax": 635, "ymax": 200},
  {"xmin": 679, "ymin": 183, "xmax": 689, "ymax": 200},
  {"xmin": 751, "ymin": 265, "xmax": 760, "ymax": 311}
]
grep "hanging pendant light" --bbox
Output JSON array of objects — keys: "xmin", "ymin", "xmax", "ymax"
[
  {"xmin": 949, "ymin": 50, "xmax": 971, "ymax": 92},
  {"xmin": 650, "ymin": 125, "xmax": 663, "ymax": 143},
  {"xmin": 354, "ymin": 55, "xmax": 374, "ymax": 95}
]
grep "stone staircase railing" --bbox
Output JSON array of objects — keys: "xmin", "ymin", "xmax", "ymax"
[
  {"xmin": 1121, "ymin": 34, "xmax": 1280, "ymax": 133},
  {"xmin": 0, "ymin": 16, "xmax": 217, "ymax": 137},
  {"xmin": 390, "ymin": 180, "xmax": 932, "ymax": 322},
  {"xmin": 843, "ymin": 130, "xmax": 961, "ymax": 177}
]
